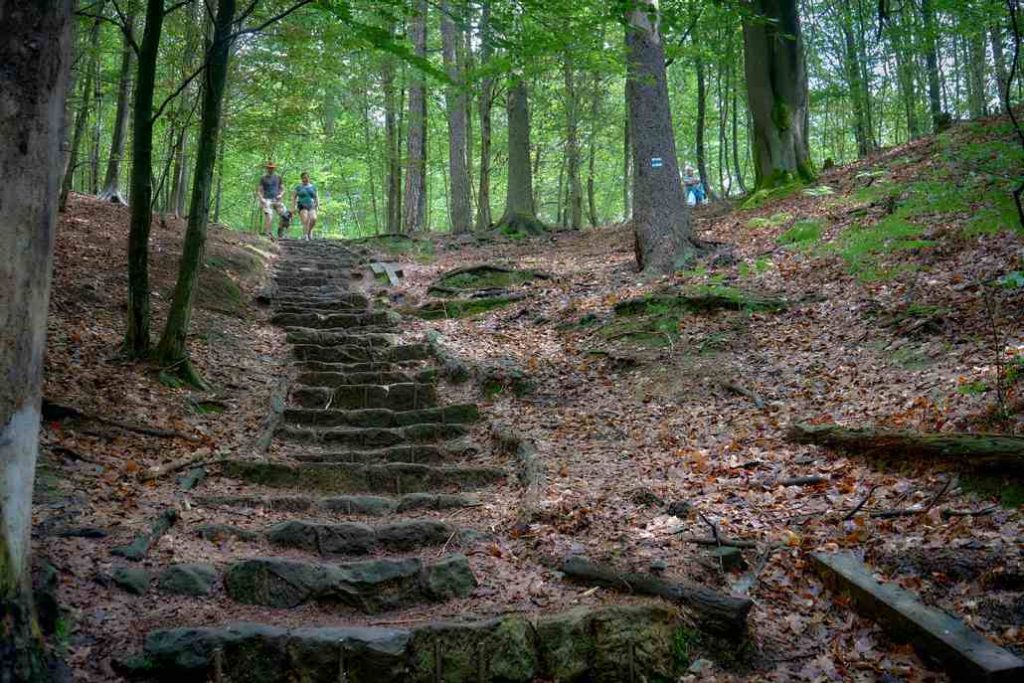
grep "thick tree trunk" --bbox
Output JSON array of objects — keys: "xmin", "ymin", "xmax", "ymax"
[
  {"xmin": 382, "ymin": 50, "xmax": 401, "ymax": 234},
  {"xmin": 695, "ymin": 54, "xmax": 715, "ymax": 199},
  {"xmin": 100, "ymin": 14, "xmax": 134, "ymax": 204},
  {"xmin": 155, "ymin": 0, "xmax": 235, "ymax": 388},
  {"xmin": 921, "ymin": 0, "xmax": 947, "ymax": 130},
  {"xmin": 0, "ymin": 1, "xmax": 72, "ymax": 679},
  {"xmin": 402, "ymin": 0, "xmax": 427, "ymax": 233},
  {"xmin": 742, "ymin": 0, "xmax": 814, "ymax": 191},
  {"xmin": 496, "ymin": 78, "xmax": 545, "ymax": 234},
  {"xmin": 625, "ymin": 0, "xmax": 698, "ymax": 273},
  {"xmin": 475, "ymin": 0, "xmax": 493, "ymax": 231},
  {"xmin": 125, "ymin": 0, "xmax": 167, "ymax": 357},
  {"xmin": 441, "ymin": 0, "xmax": 472, "ymax": 234},
  {"xmin": 564, "ymin": 60, "xmax": 583, "ymax": 230}
]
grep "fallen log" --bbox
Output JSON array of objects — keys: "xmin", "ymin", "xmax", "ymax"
[
  {"xmin": 788, "ymin": 423, "xmax": 1024, "ymax": 469},
  {"xmin": 813, "ymin": 551, "xmax": 1024, "ymax": 681},
  {"xmin": 560, "ymin": 555, "xmax": 751, "ymax": 638},
  {"xmin": 111, "ymin": 508, "xmax": 179, "ymax": 561},
  {"xmin": 43, "ymin": 398, "xmax": 200, "ymax": 442}
]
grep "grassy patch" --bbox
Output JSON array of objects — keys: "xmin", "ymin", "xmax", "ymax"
[
  {"xmin": 832, "ymin": 215, "xmax": 935, "ymax": 281},
  {"xmin": 778, "ymin": 218, "xmax": 825, "ymax": 248},
  {"xmin": 746, "ymin": 212, "xmax": 794, "ymax": 230}
]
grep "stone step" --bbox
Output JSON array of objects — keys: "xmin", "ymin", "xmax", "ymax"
[
  {"xmin": 278, "ymin": 422, "xmax": 468, "ymax": 448},
  {"xmin": 290, "ymin": 384, "xmax": 438, "ymax": 412},
  {"xmin": 291, "ymin": 443, "xmax": 477, "ymax": 465},
  {"xmin": 220, "ymin": 460, "xmax": 506, "ymax": 494},
  {"xmin": 293, "ymin": 344, "xmax": 429, "ymax": 364},
  {"xmin": 295, "ymin": 368, "xmax": 436, "ymax": 388},
  {"xmin": 125, "ymin": 605, "xmax": 680, "ymax": 682},
  {"xmin": 293, "ymin": 359, "xmax": 423, "ymax": 374},
  {"xmin": 272, "ymin": 294, "xmax": 369, "ymax": 310},
  {"xmin": 223, "ymin": 554, "xmax": 475, "ymax": 611},
  {"xmin": 283, "ymin": 404, "xmax": 478, "ymax": 429},
  {"xmin": 266, "ymin": 519, "xmax": 463, "ymax": 555},
  {"xmin": 273, "ymin": 311, "xmax": 395, "ymax": 329},
  {"xmin": 274, "ymin": 274, "xmax": 354, "ymax": 287},
  {"xmin": 285, "ymin": 329, "xmax": 398, "ymax": 347},
  {"xmin": 195, "ymin": 492, "xmax": 479, "ymax": 515}
]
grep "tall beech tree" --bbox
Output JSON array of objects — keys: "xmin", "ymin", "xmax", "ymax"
[
  {"xmin": 0, "ymin": 1, "xmax": 72, "ymax": 679},
  {"xmin": 403, "ymin": 0, "xmax": 428, "ymax": 233},
  {"xmin": 99, "ymin": 13, "xmax": 135, "ymax": 204},
  {"xmin": 625, "ymin": 0, "xmax": 699, "ymax": 273},
  {"xmin": 441, "ymin": 0, "xmax": 472, "ymax": 234},
  {"xmin": 496, "ymin": 77, "xmax": 546, "ymax": 234},
  {"xmin": 742, "ymin": 0, "xmax": 814, "ymax": 191}
]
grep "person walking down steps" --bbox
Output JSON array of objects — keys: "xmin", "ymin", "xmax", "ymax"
[
  {"xmin": 292, "ymin": 171, "xmax": 319, "ymax": 240},
  {"xmin": 256, "ymin": 161, "xmax": 287, "ymax": 238}
]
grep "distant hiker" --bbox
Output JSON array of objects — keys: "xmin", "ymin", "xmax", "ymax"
[
  {"xmin": 256, "ymin": 161, "xmax": 286, "ymax": 238},
  {"xmin": 683, "ymin": 165, "xmax": 706, "ymax": 206},
  {"xmin": 292, "ymin": 171, "xmax": 319, "ymax": 240}
]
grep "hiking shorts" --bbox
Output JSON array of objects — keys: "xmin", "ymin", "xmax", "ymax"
[
  {"xmin": 299, "ymin": 207, "xmax": 318, "ymax": 223},
  {"xmin": 260, "ymin": 197, "xmax": 286, "ymax": 217}
]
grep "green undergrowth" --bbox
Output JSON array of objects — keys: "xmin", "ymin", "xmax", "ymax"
[
  {"xmin": 404, "ymin": 295, "xmax": 518, "ymax": 320},
  {"xmin": 435, "ymin": 266, "xmax": 543, "ymax": 292},
  {"xmin": 746, "ymin": 212, "xmax": 793, "ymax": 229},
  {"xmin": 778, "ymin": 218, "xmax": 825, "ymax": 248}
]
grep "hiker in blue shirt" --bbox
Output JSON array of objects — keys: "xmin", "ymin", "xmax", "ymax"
[
  {"xmin": 683, "ymin": 164, "xmax": 706, "ymax": 205},
  {"xmin": 292, "ymin": 172, "xmax": 319, "ymax": 240},
  {"xmin": 255, "ymin": 161, "xmax": 287, "ymax": 238}
]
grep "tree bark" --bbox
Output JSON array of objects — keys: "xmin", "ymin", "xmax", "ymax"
[
  {"xmin": 99, "ymin": 13, "xmax": 134, "ymax": 204},
  {"xmin": 125, "ymin": 0, "xmax": 168, "ymax": 357},
  {"xmin": 382, "ymin": 48, "xmax": 401, "ymax": 234},
  {"xmin": 625, "ymin": 0, "xmax": 698, "ymax": 273},
  {"xmin": 88, "ymin": 39, "xmax": 103, "ymax": 195},
  {"xmin": 402, "ymin": 0, "xmax": 427, "ymax": 233},
  {"xmin": 475, "ymin": 0, "xmax": 493, "ymax": 231},
  {"xmin": 623, "ymin": 78, "xmax": 631, "ymax": 220},
  {"xmin": 60, "ymin": 11, "xmax": 102, "ymax": 211},
  {"xmin": 742, "ymin": 0, "xmax": 814, "ymax": 191},
  {"xmin": 921, "ymin": 0, "xmax": 947, "ymax": 130},
  {"xmin": 0, "ymin": 1, "xmax": 72, "ymax": 679},
  {"xmin": 991, "ymin": 22, "xmax": 1010, "ymax": 113},
  {"xmin": 155, "ymin": 0, "xmax": 236, "ymax": 388},
  {"xmin": 496, "ymin": 78, "xmax": 545, "ymax": 234},
  {"xmin": 967, "ymin": 25, "xmax": 989, "ymax": 119},
  {"xmin": 695, "ymin": 54, "xmax": 715, "ymax": 199},
  {"xmin": 841, "ymin": 3, "xmax": 875, "ymax": 157},
  {"xmin": 441, "ymin": 0, "xmax": 472, "ymax": 234},
  {"xmin": 731, "ymin": 45, "xmax": 747, "ymax": 194},
  {"xmin": 587, "ymin": 72, "xmax": 600, "ymax": 226},
  {"xmin": 564, "ymin": 59, "xmax": 583, "ymax": 229},
  {"xmin": 168, "ymin": 126, "xmax": 188, "ymax": 218}
]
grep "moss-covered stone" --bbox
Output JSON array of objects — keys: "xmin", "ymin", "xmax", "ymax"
[{"xmin": 408, "ymin": 616, "xmax": 537, "ymax": 682}]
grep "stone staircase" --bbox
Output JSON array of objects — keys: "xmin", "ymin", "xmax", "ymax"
[{"xmin": 124, "ymin": 239, "xmax": 680, "ymax": 682}]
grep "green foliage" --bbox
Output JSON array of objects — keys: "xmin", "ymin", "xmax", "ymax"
[
  {"xmin": 832, "ymin": 216, "xmax": 934, "ymax": 281},
  {"xmin": 956, "ymin": 380, "xmax": 990, "ymax": 395},
  {"xmin": 746, "ymin": 212, "xmax": 793, "ymax": 229},
  {"xmin": 778, "ymin": 218, "xmax": 825, "ymax": 247}
]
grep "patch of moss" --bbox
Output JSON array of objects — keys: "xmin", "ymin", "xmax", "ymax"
[
  {"xmin": 833, "ymin": 215, "xmax": 935, "ymax": 281},
  {"xmin": 778, "ymin": 218, "xmax": 825, "ymax": 248},
  {"xmin": 406, "ymin": 296, "xmax": 518, "ymax": 320},
  {"xmin": 961, "ymin": 474, "xmax": 1024, "ymax": 508},
  {"xmin": 196, "ymin": 268, "xmax": 245, "ymax": 316},
  {"xmin": 741, "ymin": 180, "xmax": 802, "ymax": 210},
  {"xmin": 438, "ymin": 267, "xmax": 540, "ymax": 292},
  {"xmin": 746, "ymin": 212, "xmax": 794, "ymax": 229}
]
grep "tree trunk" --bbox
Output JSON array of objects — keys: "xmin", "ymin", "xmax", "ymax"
[
  {"xmin": 99, "ymin": 13, "xmax": 134, "ymax": 204},
  {"xmin": 587, "ymin": 73, "xmax": 600, "ymax": 226},
  {"xmin": 155, "ymin": 0, "xmax": 235, "ymax": 388},
  {"xmin": 441, "ymin": 0, "xmax": 471, "ymax": 234},
  {"xmin": 382, "ymin": 49, "xmax": 401, "ymax": 234},
  {"xmin": 921, "ymin": 0, "xmax": 947, "ymax": 130},
  {"xmin": 475, "ymin": 0, "xmax": 493, "ymax": 231},
  {"xmin": 89, "ymin": 44, "xmax": 103, "ymax": 195},
  {"xmin": 967, "ymin": 26, "xmax": 989, "ymax": 119},
  {"xmin": 742, "ymin": 0, "xmax": 814, "ymax": 191},
  {"xmin": 169, "ymin": 126, "xmax": 188, "ymax": 218},
  {"xmin": 731, "ymin": 47, "xmax": 747, "ymax": 194},
  {"xmin": 626, "ymin": 0, "xmax": 699, "ymax": 273},
  {"xmin": 991, "ymin": 22, "xmax": 1010, "ymax": 113},
  {"xmin": 694, "ymin": 54, "xmax": 715, "ymax": 199},
  {"xmin": 125, "ymin": 0, "xmax": 167, "ymax": 357},
  {"xmin": 841, "ymin": 4, "xmax": 874, "ymax": 157},
  {"xmin": 890, "ymin": 8, "xmax": 921, "ymax": 140},
  {"xmin": 60, "ymin": 12, "xmax": 102, "ymax": 211},
  {"xmin": 623, "ymin": 78, "xmax": 631, "ymax": 221},
  {"xmin": 0, "ymin": 2, "xmax": 72, "ymax": 680},
  {"xmin": 402, "ymin": 0, "xmax": 427, "ymax": 233},
  {"xmin": 496, "ymin": 78, "xmax": 545, "ymax": 234},
  {"xmin": 564, "ymin": 59, "xmax": 583, "ymax": 229}
]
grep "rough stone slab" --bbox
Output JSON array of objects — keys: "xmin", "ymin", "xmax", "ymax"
[
  {"xmin": 292, "ymin": 444, "xmax": 466, "ymax": 465},
  {"xmin": 286, "ymin": 329, "xmax": 398, "ymax": 348},
  {"xmin": 223, "ymin": 553, "xmax": 476, "ymax": 612},
  {"xmin": 813, "ymin": 551, "xmax": 1024, "ymax": 682},
  {"xmin": 111, "ymin": 508, "xmax": 179, "ymax": 561},
  {"xmin": 194, "ymin": 492, "xmax": 479, "ymax": 515},
  {"xmin": 283, "ymin": 404, "xmax": 478, "ymax": 429},
  {"xmin": 126, "ymin": 605, "xmax": 682, "ymax": 682},
  {"xmin": 295, "ymin": 369, "xmax": 434, "ymax": 387},
  {"xmin": 157, "ymin": 563, "xmax": 218, "ymax": 596},
  {"xmin": 292, "ymin": 343, "xmax": 429, "ymax": 364},
  {"xmin": 219, "ymin": 460, "xmax": 505, "ymax": 494},
  {"xmin": 266, "ymin": 519, "xmax": 456, "ymax": 555},
  {"xmin": 272, "ymin": 311, "xmax": 394, "ymax": 329},
  {"xmin": 278, "ymin": 422, "xmax": 468, "ymax": 448},
  {"xmin": 290, "ymin": 383, "xmax": 438, "ymax": 411}
]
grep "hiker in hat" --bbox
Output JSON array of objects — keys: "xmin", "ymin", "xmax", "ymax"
[
  {"xmin": 255, "ymin": 162, "xmax": 286, "ymax": 238},
  {"xmin": 292, "ymin": 171, "xmax": 319, "ymax": 240},
  {"xmin": 682, "ymin": 164, "xmax": 706, "ymax": 206}
]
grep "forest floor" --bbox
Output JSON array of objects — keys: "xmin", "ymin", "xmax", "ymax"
[{"xmin": 36, "ymin": 115, "xmax": 1024, "ymax": 682}]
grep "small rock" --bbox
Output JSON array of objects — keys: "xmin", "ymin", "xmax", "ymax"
[
  {"xmin": 666, "ymin": 500, "xmax": 692, "ymax": 517},
  {"xmin": 649, "ymin": 559, "xmax": 668, "ymax": 574},
  {"xmin": 157, "ymin": 563, "xmax": 218, "ymax": 596},
  {"xmin": 629, "ymin": 487, "xmax": 664, "ymax": 507},
  {"xmin": 688, "ymin": 658, "xmax": 714, "ymax": 673},
  {"xmin": 709, "ymin": 546, "xmax": 747, "ymax": 572},
  {"xmin": 112, "ymin": 566, "xmax": 150, "ymax": 595},
  {"xmin": 56, "ymin": 526, "xmax": 108, "ymax": 539}
]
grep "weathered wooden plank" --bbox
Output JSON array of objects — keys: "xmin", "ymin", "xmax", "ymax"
[{"xmin": 812, "ymin": 551, "xmax": 1024, "ymax": 682}]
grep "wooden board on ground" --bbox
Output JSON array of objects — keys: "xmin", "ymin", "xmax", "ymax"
[
  {"xmin": 370, "ymin": 262, "xmax": 404, "ymax": 286},
  {"xmin": 812, "ymin": 551, "xmax": 1024, "ymax": 682}
]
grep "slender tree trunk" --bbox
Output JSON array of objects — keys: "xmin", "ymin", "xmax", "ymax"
[
  {"xmin": 0, "ymin": 2, "xmax": 72, "ymax": 680},
  {"xmin": 89, "ymin": 45, "xmax": 103, "ymax": 195},
  {"xmin": 156, "ymin": 0, "xmax": 235, "ymax": 387},
  {"xmin": 100, "ymin": 13, "xmax": 135, "ymax": 204},
  {"xmin": 626, "ymin": 0, "xmax": 698, "ymax": 273},
  {"xmin": 169, "ymin": 126, "xmax": 188, "ymax": 217},
  {"xmin": 992, "ymin": 22, "xmax": 1010, "ymax": 113},
  {"xmin": 402, "ymin": 0, "xmax": 427, "ymax": 233},
  {"xmin": 921, "ymin": 0, "xmax": 947, "ymax": 130},
  {"xmin": 382, "ymin": 50, "xmax": 401, "ymax": 234},
  {"xmin": 496, "ymin": 78, "xmax": 545, "ymax": 234},
  {"xmin": 695, "ymin": 54, "xmax": 715, "ymax": 199},
  {"xmin": 564, "ymin": 59, "xmax": 583, "ymax": 229},
  {"xmin": 967, "ymin": 25, "xmax": 989, "ymax": 118},
  {"xmin": 623, "ymin": 78, "xmax": 631, "ymax": 219},
  {"xmin": 742, "ymin": 0, "xmax": 814, "ymax": 191},
  {"xmin": 475, "ymin": 0, "xmax": 493, "ymax": 231},
  {"xmin": 891, "ymin": 9, "xmax": 921, "ymax": 139},
  {"xmin": 841, "ymin": 4, "xmax": 874, "ymax": 157},
  {"xmin": 587, "ymin": 72, "xmax": 600, "ymax": 226},
  {"xmin": 717, "ymin": 59, "xmax": 727, "ymax": 195},
  {"xmin": 60, "ymin": 66, "xmax": 94, "ymax": 211},
  {"xmin": 532, "ymin": 140, "xmax": 542, "ymax": 212},
  {"xmin": 126, "ymin": 0, "xmax": 168, "ymax": 357},
  {"xmin": 731, "ymin": 42, "xmax": 747, "ymax": 194},
  {"xmin": 441, "ymin": 0, "xmax": 472, "ymax": 234}
]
